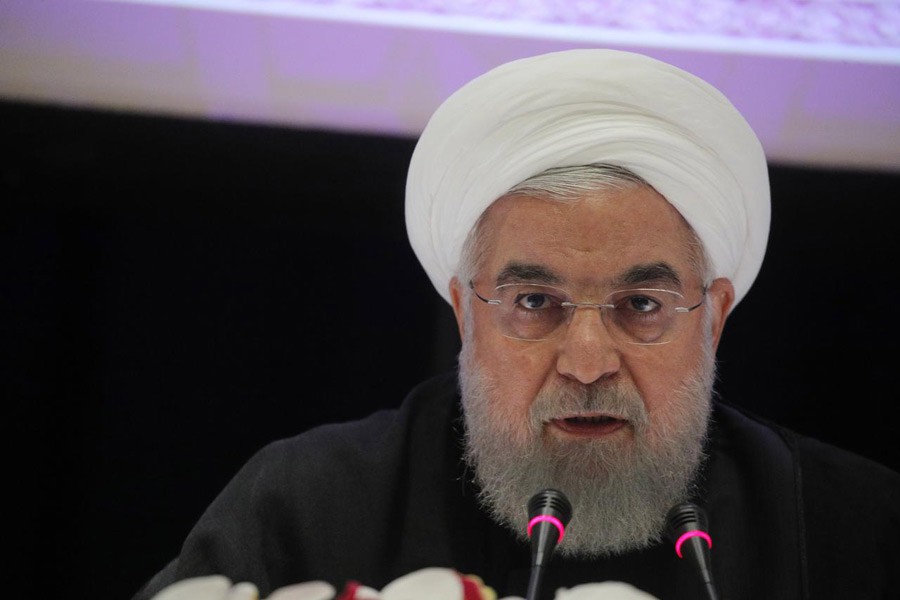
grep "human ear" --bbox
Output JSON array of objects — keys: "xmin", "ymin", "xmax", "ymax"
[
  {"xmin": 706, "ymin": 278, "xmax": 735, "ymax": 350},
  {"xmin": 449, "ymin": 276, "xmax": 466, "ymax": 340}
]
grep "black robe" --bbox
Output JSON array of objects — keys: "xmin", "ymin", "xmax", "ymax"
[{"xmin": 133, "ymin": 372, "xmax": 900, "ymax": 599}]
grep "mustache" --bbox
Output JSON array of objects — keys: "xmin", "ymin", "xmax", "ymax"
[{"xmin": 528, "ymin": 380, "xmax": 650, "ymax": 430}]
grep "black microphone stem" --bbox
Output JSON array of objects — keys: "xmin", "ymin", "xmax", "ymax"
[
  {"xmin": 525, "ymin": 489, "xmax": 573, "ymax": 600},
  {"xmin": 525, "ymin": 566, "xmax": 545, "ymax": 600},
  {"xmin": 666, "ymin": 502, "xmax": 721, "ymax": 600}
]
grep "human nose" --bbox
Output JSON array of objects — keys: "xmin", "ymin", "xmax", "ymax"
[{"xmin": 555, "ymin": 306, "xmax": 622, "ymax": 384}]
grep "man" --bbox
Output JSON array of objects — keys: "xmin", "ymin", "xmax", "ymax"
[{"xmin": 133, "ymin": 50, "xmax": 900, "ymax": 600}]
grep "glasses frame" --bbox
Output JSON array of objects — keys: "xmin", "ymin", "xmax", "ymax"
[{"xmin": 468, "ymin": 280, "xmax": 707, "ymax": 345}]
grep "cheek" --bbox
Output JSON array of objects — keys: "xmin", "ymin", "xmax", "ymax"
[
  {"xmin": 472, "ymin": 328, "xmax": 553, "ymax": 423},
  {"xmin": 625, "ymin": 344, "xmax": 705, "ymax": 416}
]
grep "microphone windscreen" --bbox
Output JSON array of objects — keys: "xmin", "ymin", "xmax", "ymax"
[
  {"xmin": 665, "ymin": 502, "xmax": 711, "ymax": 557},
  {"xmin": 527, "ymin": 488, "xmax": 573, "ymax": 542},
  {"xmin": 665, "ymin": 502, "xmax": 719, "ymax": 600}
]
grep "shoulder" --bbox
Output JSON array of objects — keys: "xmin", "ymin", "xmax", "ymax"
[
  {"xmin": 786, "ymin": 428, "xmax": 900, "ymax": 530},
  {"xmin": 236, "ymin": 371, "xmax": 461, "ymax": 492},
  {"xmin": 713, "ymin": 399, "xmax": 900, "ymax": 498},
  {"xmin": 714, "ymin": 400, "xmax": 900, "ymax": 492},
  {"xmin": 713, "ymin": 402, "xmax": 900, "ymax": 598},
  {"xmin": 154, "ymin": 372, "xmax": 463, "ymax": 593},
  {"xmin": 709, "ymin": 399, "xmax": 900, "ymax": 561}
]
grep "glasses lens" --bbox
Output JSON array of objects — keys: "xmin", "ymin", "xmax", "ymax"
[
  {"xmin": 493, "ymin": 284, "xmax": 569, "ymax": 340},
  {"xmin": 604, "ymin": 289, "xmax": 684, "ymax": 344},
  {"xmin": 479, "ymin": 284, "xmax": 699, "ymax": 344}
]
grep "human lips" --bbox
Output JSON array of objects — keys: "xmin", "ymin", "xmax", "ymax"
[{"xmin": 549, "ymin": 413, "xmax": 629, "ymax": 437}]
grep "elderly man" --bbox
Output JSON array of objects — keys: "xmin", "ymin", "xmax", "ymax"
[{"xmin": 133, "ymin": 50, "xmax": 900, "ymax": 600}]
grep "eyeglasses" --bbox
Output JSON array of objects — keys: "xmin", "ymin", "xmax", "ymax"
[{"xmin": 469, "ymin": 281, "xmax": 706, "ymax": 345}]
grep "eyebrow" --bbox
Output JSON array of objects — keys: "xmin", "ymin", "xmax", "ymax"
[
  {"xmin": 492, "ymin": 260, "xmax": 684, "ymax": 290},
  {"xmin": 495, "ymin": 262, "xmax": 563, "ymax": 286},
  {"xmin": 616, "ymin": 262, "xmax": 684, "ymax": 289}
]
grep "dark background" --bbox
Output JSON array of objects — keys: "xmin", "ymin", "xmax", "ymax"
[{"xmin": 3, "ymin": 100, "xmax": 898, "ymax": 599}]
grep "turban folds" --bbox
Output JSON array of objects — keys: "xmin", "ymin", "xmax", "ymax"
[{"xmin": 405, "ymin": 49, "xmax": 770, "ymax": 310}]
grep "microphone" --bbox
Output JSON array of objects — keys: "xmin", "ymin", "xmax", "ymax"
[
  {"xmin": 525, "ymin": 489, "xmax": 573, "ymax": 600},
  {"xmin": 665, "ymin": 502, "xmax": 719, "ymax": 600}
]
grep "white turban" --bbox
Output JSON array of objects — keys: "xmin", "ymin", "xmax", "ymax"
[{"xmin": 405, "ymin": 49, "xmax": 770, "ymax": 311}]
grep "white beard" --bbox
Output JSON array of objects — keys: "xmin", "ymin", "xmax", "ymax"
[{"xmin": 458, "ymin": 333, "xmax": 716, "ymax": 558}]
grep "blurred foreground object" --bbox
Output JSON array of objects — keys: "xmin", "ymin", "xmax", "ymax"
[{"xmin": 149, "ymin": 569, "xmax": 659, "ymax": 599}]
